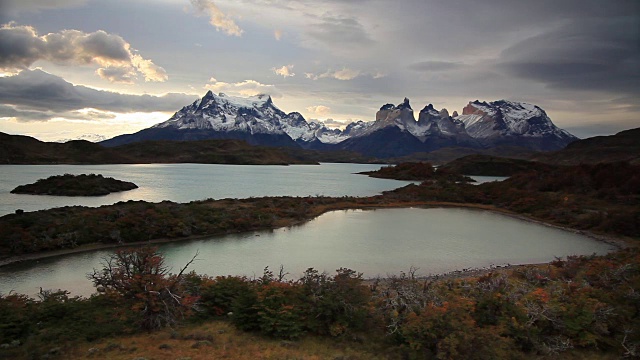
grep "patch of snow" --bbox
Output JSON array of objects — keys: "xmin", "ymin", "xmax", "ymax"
[
  {"xmin": 455, "ymin": 114, "xmax": 484, "ymax": 128},
  {"xmin": 317, "ymin": 132, "xmax": 350, "ymax": 144},
  {"xmin": 215, "ymin": 92, "xmax": 270, "ymax": 109}
]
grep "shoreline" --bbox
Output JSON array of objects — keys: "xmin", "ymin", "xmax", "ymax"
[
  {"xmin": 363, "ymin": 262, "xmax": 548, "ymax": 286},
  {"xmin": 0, "ymin": 202, "xmax": 629, "ymax": 269}
]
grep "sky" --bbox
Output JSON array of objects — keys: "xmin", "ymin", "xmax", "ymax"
[{"xmin": 0, "ymin": 0, "xmax": 638, "ymax": 141}]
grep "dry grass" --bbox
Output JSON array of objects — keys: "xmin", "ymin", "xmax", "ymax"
[{"xmin": 66, "ymin": 321, "xmax": 392, "ymax": 360}]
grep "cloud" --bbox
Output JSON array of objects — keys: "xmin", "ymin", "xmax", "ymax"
[
  {"xmin": 0, "ymin": 69, "xmax": 196, "ymax": 121},
  {"xmin": 190, "ymin": 0, "xmax": 243, "ymax": 36},
  {"xmin": 409, "ymin": 61, "xmax": 466, "ymax": 72},
  {"xmin": 205, "ymin": 77, "xmax": 281, "ymax": 98},
  {"xmin": 332, "ymin": 68, "xmax": 361, "ymax": 80},
  {"xmin": 306, "ymin": 105, "xmax": 331, "ymax": 116},
  {"xmin": 95, "ymin": 66, "xmax": 136, "ymax": 84},
  {"xmin": 130, "ymin": 54, "xmax": 168, "ymax": 82},
  {"xmin": 499, "ymin": 18, "xmax": 640, "ymax": 96},
  {"xmin": 0, "ymin": 104, "xmax": 59, "ymax": 121},
  {"xmin": 272, "ymin": 64, "xmax": 295, "ymax": 77},
  {"xmin": 305, "ymin": 13, "xmax": 374, "ymax": 47},
  {"xmin": 321, "ymin": 118, "xmax": 344, "ymax": 126},
  {"xmin": 274, "ymin": 29, "xmax": 283, "ymax": 40},
  {"xmin": 0, "ymin": 23, "xmax": 168, "ymax": 83},
  {"xmin": 305, "ymin": 68, "xmax": 361, "ymax": 81}
]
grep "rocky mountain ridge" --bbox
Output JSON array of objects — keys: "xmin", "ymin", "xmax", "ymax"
[{"xmin": 101, "ymin": 92, "xmax": 578, "ymax": 157}]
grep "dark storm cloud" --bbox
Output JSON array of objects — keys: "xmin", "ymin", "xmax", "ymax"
[
  {"xmin": 0, "ymin": 104, "xmax": 56, "ymax": 121},
  {"xmin": 498, "ymin": 17, "xmax": 640, "ymax": 96},
  {"xmin": 0, "ymin": 104, "xmax": 117, "ymax": 122},
  {"xmin": 0, "ymin": 69, "xmax": 197, "ymax": 121}
]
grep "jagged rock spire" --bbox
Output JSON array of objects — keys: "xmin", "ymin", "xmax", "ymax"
[{"xmin": 398, "ymin": 97, "xmax": 412, "ymax": 110}]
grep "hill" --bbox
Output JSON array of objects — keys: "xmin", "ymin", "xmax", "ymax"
[
  {"xmin": 0, "ymin": 132, "xmax": 316, "ymax": 165},
  {"xmin": 111, "ymin": 139, "xmax": 314, "ymax": 165},
  {"xmin": 0, "ymin": 132, "xmax": 130, "ymax": 164},
  {"xmin": 532, "ymin": 127, "xmax": 640, "ymax": 165},
  {"xmin": 439, "ymin": 154, "xmax": 553, "ymax": 176},
  {"xmin": 390, "ymin": 145, "xmax": 537, "ymax": 165}
]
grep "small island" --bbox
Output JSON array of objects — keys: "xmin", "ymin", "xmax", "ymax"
[
  {"xmin": 10, "ymin": 174, "xmax": 138, "ymax": 196},
  {"xmin": 358, "ymin": 162, "xmax": 474, "ymax": 182}
]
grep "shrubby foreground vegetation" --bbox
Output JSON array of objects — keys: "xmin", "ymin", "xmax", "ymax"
[{"xmin": 1, "ymin": 247, "xmax": 639, "ymax": 359}]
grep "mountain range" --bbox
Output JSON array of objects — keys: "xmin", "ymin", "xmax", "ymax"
[
  {"xmin": 102, "ymin": 91, "xmax": 577, "ymax": 158},
  {"xmin": 2, "ymin": 127, "xmax": 637, "ymax": 166}
]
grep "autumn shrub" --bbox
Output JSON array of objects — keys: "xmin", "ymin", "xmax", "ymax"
[
  {"xmin": 199, "ymin": 275, "xmax": 255, "ymax": 317},
  {"xmin": 32, "ymin": 290, "xmax": 132, "ymax": 343},
  {"xmin": 254, "ymin": 281, "xmax": 306, "ymax": 339},
  {"xmin": 0, "ymin": 293, "xmax": 32, "ymax": 343},
  {"xmin": 369, "ymin": 249, "xmax": 640, "ymax": 358},
  {"xmin": 0, "ymin": 289, "xmax": 131, "ymax": 360},
  {"xmin": 400, "ymin": 297, "xmax": 519, "ymax": 359},
  {"xmin": 87, "ymin": 246, "xmax": 199, "ymax": 331},
  {"xmin": 299, "ymin": 268, "xmax": 370, "ymax": 336},
  {"xmin": 229, "ymin": 282, "xmax": 261, "ymax": 332},
  {"xmin": 204, "ymin": 267, "xmax": 372, "ymax": 339}
]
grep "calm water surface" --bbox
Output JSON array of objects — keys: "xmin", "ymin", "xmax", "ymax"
[
  {"xmin": 0, "ymin": 208, "xmax": 614, "ymax": 297},
  {"xmin": 0, "ymin": 163, "xmax": 414, "ymax": 216}
]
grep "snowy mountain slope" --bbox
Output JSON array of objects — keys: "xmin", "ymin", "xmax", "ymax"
[
  {"xmin": 154, "ymin": 91, "xmax": 288, "ymax": 135},
  {"xmin": 103, "ymin": 91, "xmax": 343, "ymax": 148},
  {"xmin": 455, "ymin": 100, "xmax": 577, "ymax": 150},
  {"xmin": 152, "ymin": 91, "xmax": 353, "ymax": 147}
]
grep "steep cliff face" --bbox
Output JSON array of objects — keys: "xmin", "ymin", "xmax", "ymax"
[
  {"xmin": 368, "ymin": 98, "xmax": 416, "ymax": 134},
  {"xmin": 335, "ymin": 99, "xmax": 481, "ymax": 156}
]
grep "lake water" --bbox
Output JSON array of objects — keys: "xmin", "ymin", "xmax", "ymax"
[
  {"xmin": 0, "ymin": 208, "xmax": 614, "ymax": 298},
  {"xmin": 0, "ymin": 163, "xmax": 414, "ymax": 216}
]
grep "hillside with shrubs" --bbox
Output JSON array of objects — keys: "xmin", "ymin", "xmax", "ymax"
[{"xmin": 1, "ymin": 246, "xmax": 638, "ymax": 359}]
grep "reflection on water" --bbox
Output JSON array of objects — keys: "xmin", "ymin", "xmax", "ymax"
[{"xmin": 0, "ymin": 208, "xmax": 614, "ymax": 298}]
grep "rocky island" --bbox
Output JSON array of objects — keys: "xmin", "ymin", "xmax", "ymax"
[
  {"xmin": 358, "ymin": 162, "xmax": 474, "ymax": 182},
  {"xmin": 10, "ymin": 174, "xmax": 138, "ymax": 196}
]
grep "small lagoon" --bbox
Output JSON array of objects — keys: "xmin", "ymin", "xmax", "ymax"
[{"xmin": 0, "ymin": 207, "xmax": 614, "ymax": 297}]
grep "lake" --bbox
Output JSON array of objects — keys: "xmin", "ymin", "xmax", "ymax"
[
  {"xmin": 0, "ymin": 207, "xmax": 614, "ymax": 298},
  {"xmin": 0, "ymin": 163, "xmax": 414, "ymax": 216}
]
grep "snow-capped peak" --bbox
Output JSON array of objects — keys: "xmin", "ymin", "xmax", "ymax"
[
  {"xmin": 212, "ymin": 92, "xmax": 272, "ymax": 109},
  {"xmin": 152, "ymin": 91, "xmax": 352, "ymax": 144},
  {"xmin": 455, "ymin": 100, "xmax": 577, "ymax": 144},
  {"xmin": 153, "ymin": 91, "xmax": 285, "ymax": 135}
]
